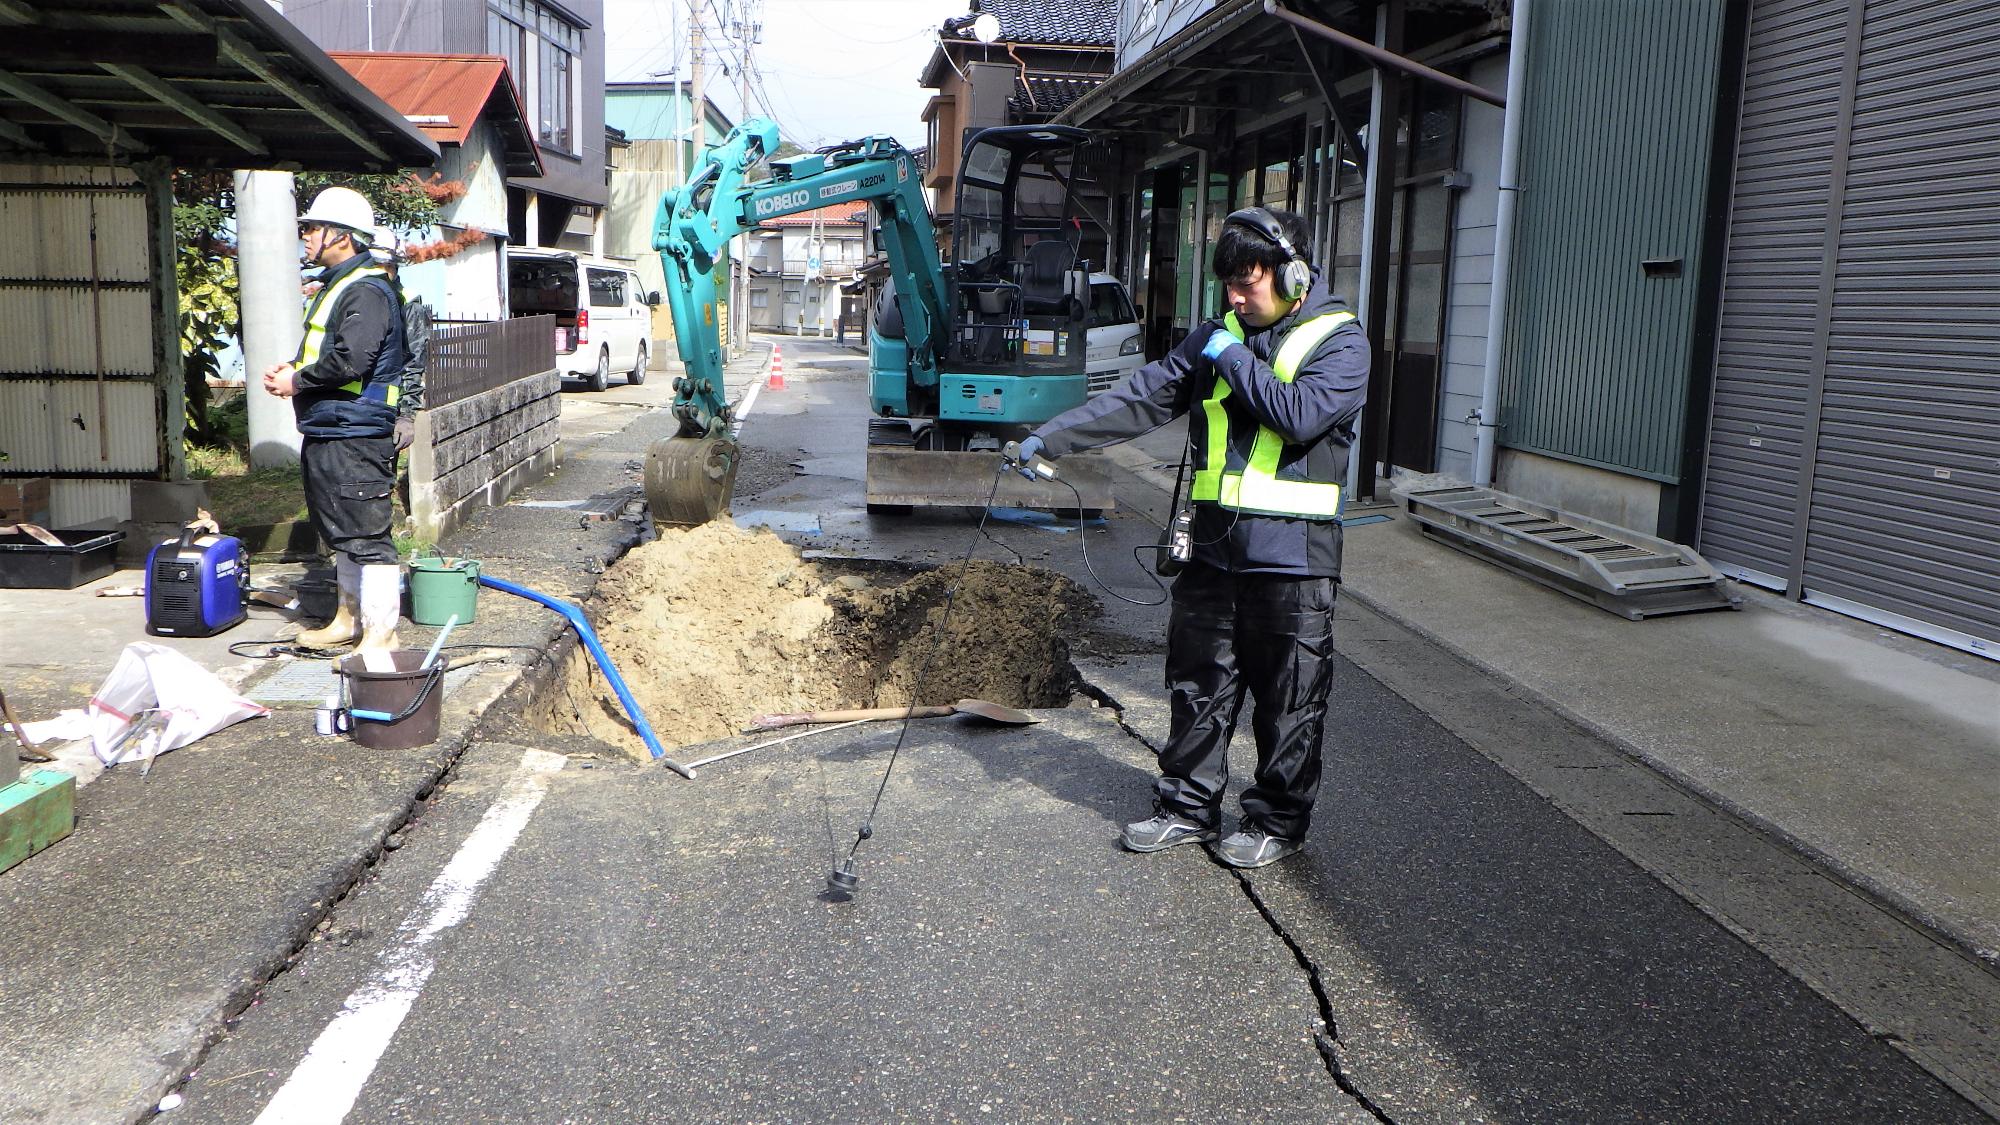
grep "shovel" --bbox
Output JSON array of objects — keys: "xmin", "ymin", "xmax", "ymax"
[{"xmin": 745, "ymin": 698, "xmax": 1040, "ymax": 732}]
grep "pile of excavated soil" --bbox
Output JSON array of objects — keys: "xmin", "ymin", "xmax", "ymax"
[{"xmin": 530, "ymin": 522, "xmax": 1093, "ymax": 758}]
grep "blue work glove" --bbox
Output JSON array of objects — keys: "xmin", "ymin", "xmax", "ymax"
[
  {"xmin": 1013, "ymin": 434, "xmax": 1046, "ymax": 480},
  {"xmin": 1201, "ymin": 327, "xmax": 1240, "ymax": 363}
]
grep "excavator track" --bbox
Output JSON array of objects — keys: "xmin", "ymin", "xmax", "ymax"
[{"xmin": 644, "ymin": 435, "xmax": 740, "ymax": 527}]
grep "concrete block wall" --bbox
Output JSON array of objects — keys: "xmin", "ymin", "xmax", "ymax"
[{"xmin": 407, "ymin": 370, "xmax": 562, "ymax": 543}]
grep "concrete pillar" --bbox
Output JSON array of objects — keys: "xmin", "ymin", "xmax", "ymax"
[{"xmin": 234, "ymin": 170, "xmax": 304, "ymax": 468}]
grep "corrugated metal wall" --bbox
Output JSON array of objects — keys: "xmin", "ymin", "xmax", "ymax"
[
  {"xmin": 1438, "ymin": 53, "xmax": 1508, "ymax": 480},
  {"xmin": 1499, "ymin": 0, "xmax": 1729, "ymax": 481},
  {"xmin": 0, "ymin": 164, "xmax": 159, "ymax": 526},
  {"xmin": 1704, "ymin": 0, "xmax": 2000, "ymax": 656}
]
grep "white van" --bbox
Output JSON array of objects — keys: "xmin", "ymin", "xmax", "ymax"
[
  {"xmin": 506, "ymin": 249, "xmax": 657, "ymax": 391},
  {"xmin": 1084, "ymin": 272, "xmax": 1145, "ymax": 394}
]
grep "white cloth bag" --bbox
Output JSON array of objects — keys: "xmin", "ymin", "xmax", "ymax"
[{"xmin": 88, "ymin": 642, "xmax": 269, "ymax": 765}]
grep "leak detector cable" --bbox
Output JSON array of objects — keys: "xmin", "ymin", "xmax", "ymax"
[{"xmin": 836, "ymin": 463, "xmax": 1010, "ymax": 889}]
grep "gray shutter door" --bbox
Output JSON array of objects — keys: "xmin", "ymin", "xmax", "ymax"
[
  {"xmin": 1807, "ymin": 0, "xmax": 2000, "ymax": 647},
  {"xmin": 1699, "ymin": 0, "xmax": 1850, "ymax": 589}
]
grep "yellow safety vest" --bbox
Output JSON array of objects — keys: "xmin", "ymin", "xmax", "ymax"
[
  {"xmin": 295, "ymin": 264, "xmax": 401, "ymax": 407},
  {"xmin": 1190, "ymin": 310, "xmax": 1356, "ymax": 519}
]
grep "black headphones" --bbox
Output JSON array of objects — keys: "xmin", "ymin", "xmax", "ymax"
[{"xmin": 1225, "ymin": 207, "xmax": 1311, "ymax": 301}]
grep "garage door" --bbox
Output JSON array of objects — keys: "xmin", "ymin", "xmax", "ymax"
[{"xmin": 1703, "ymin": 0, "xmax": 2000, "ymax": 657}]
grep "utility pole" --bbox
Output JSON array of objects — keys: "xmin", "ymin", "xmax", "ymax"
[
  {"xmin": 689, "ymin": 4, "xmax": 706, "ymax": 165},
  {"xmin": 733, "ymin": 0, "xmax": 756, "ymax": 353},
  {"xmin": 690, "ymin": 1, "xmax": 721, "ymax": 353},
  {"xmin": 235, "ymin": 170, "xmax": 304, "ymax": 467},
  {"xmin": 667, "ymin": 0, "xmax": 682, "ymax": 185}
]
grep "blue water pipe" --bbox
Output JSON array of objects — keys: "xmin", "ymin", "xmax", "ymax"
[{"xmin": 478, "ymin": 574, "xmax": 695, "ymax": 778}]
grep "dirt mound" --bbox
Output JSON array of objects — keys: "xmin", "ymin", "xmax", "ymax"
[{"xmin": 530, "ymin": 523, "xmax": 1093, "ymax": 758}]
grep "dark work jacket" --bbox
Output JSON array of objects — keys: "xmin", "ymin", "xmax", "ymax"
[
  {"xmin": 398, "ymin": 292, "xmax": 432, "ymax": 416},
  {"xmin": 1030, "ymin": 271, "xmax": 1369, "ymax": 577},
  {"xmin": 293, "ymin": 255, "xmax": 407, "ymax": 439}
]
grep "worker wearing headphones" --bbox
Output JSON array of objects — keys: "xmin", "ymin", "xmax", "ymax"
[{"xmin": 1018, "ymin": 207, "xmax": 1368, "ymax": 869}]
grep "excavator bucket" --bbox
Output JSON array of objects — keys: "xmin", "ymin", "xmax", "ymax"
[{"xmin": 645, "ymin": 435, "xmax": 741, "ymax": 527}]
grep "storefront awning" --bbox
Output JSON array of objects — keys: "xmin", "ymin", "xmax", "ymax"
[
  {"xmin": 0, "ymin": 0, "xmax": 438, "ymax": 170},
  {"xmin": 1058, "ymin": 0, "xmax": 1502, "ymax": 140}
]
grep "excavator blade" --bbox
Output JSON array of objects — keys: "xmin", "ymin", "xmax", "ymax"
[
  {"xmin": 866, "ymin": 448, "xmax": 1118, "ymax": 513},
  {"xmin": 645, "ymin": 435, "xmax": 741, "ymax": 527}
]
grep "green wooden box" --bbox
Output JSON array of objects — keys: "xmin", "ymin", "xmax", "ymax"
[{"xmin": 1, "ymin": 769, "xmax": 75, "ymax": 874}]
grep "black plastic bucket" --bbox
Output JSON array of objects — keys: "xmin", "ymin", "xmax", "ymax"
[{"xmin": 340, "ymin": 650, "xmax": 445, "ymax": 750}]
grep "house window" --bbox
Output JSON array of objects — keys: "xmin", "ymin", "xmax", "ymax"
[
  {"xmin": 488, "ymin": 0, "xmax": 581, "ymax": 155},
  {"xmin": 487, "ymin": 2, "xmax": 527, "ymax": 85},
  {"xmin": 538, "ymin": 9, "xmax": 579, "ymax": 153}
]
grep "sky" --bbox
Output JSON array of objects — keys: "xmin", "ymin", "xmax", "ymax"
[{"xmin": 602, "ymin": 0, "xmax": 970, "ymax": 150}]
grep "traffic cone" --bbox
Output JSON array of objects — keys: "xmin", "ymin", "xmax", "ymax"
[{"xmin": 766, "ymin": 344, "xmax": 786, "ymax": 391}]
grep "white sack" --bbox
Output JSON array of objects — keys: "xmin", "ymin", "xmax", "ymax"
[{"xmin": 88, "ymin": 642, "xmax": 269, "ymax": 765}]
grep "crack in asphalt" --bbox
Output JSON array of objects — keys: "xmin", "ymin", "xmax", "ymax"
[
  {"xmin": 1088, "ymin": 687, "xmax": 1395, "ymax": 1121},
  {"xmin": 1233, "ymin": 869, "xmax": 1397, "ymax": 1122}
]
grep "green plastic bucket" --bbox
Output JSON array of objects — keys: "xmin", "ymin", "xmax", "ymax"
[{"xmin": 408, "ymin": 554, "xmax": 479, "ymax": 626}]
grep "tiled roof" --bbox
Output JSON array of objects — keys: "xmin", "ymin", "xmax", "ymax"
[
  {"xmin": 759, "ymin": 201, "xmax": 869, "ymax": 228},
  {"xmin": 979, "ymin": 0, "xmax": 1116, "ymax": 47},
  {"xmin": 1009, "ymin": 75, "xmax": 1103, "ymax": 118}
]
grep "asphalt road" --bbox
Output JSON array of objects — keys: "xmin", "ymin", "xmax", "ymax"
[{"xmin": 171, "ymin": 336, "xmax": 1985, "ymax": 1123}]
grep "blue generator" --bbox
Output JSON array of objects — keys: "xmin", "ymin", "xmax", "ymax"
[{"xmin": 145, "ymin": 529, "xmax": 249, "ymax": 637}]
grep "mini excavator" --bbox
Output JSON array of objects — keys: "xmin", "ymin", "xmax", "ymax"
[{"xmin": 643, "ymin": 117, "xmax": 1117, "ymax": 525}]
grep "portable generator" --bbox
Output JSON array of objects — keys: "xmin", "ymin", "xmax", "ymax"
[{"xmin": 145, "ymin": 528, "xmax": 249, "ymax": 637}]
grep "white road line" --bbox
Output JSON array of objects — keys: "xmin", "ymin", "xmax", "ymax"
[
  {"xmin": 731, "ymin": 362, "xmax": 767, "ymax": 437},
  {"xmin": 253, "ymin": 749, "xmax": 567, "ymax": 1125}
]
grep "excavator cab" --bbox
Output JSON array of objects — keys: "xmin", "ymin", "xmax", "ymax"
[
  {"xmin": 862, "ymin": 124, "xmax": 1116, "ymax": 512},
  {"xmin": 945, "ymin": 126, "xmax": 1092, "ymax": 379}
]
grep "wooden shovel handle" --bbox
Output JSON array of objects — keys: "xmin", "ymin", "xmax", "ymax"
[
  {"xmin": 747, "ymin": 704, "xmax": 954, "ymax": 731},
  {"xmin": 1, "ymin": 688, "xmax": 52, "ymax": 761}
]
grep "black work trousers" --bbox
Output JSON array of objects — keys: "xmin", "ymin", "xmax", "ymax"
[
  {"xmin": 1156, "ymin": 562, "xmax": 1337, "ymax": 841},
  {"xmin": 301, "ymin": 435, "xmax": 397, "ymax": 566}
]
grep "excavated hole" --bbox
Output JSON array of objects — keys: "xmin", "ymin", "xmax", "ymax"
[{"xmin": 528, "ymin": 521, "xmax": 1097, "ymax": 759}]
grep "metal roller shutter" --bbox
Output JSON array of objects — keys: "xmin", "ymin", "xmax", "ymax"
[
  {"xmin": 1699, "ymin": 0, "xmax": 1851, "ymax": 589},
  {"xmin": 1808, "ymin": 0, "xmax": 2000, "ymax": 649}
]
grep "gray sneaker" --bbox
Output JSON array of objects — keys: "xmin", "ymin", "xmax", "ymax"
[
  {"xmin": 1212, "ymin": 826, "xmax": 1304, "ymax": 869},
  {"xmin": 1121, "ymin": 811, "xmax": 1218, "ymax": 853}
]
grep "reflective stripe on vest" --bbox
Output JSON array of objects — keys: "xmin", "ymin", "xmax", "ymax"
[
  {"xmin": 296, "ymin": 265, "xmax": 401, "ymax": 407},
  {"xmin": 1190, "ymin": 310, "xmax": 1355, "ymax": 519}
]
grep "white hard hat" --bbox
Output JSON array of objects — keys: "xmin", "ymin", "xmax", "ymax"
[
  {"xmin": 299, "ymin": 186, "xmax": 374, "ymax": 233},
  {"xmin": 368, "ymin": 226, "xmax": 404, "ymax": 264}
]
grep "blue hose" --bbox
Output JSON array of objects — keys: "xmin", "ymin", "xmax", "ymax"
[{"xmin": 478, "ymin": 574, "xmax": 695, "ymax": 778}]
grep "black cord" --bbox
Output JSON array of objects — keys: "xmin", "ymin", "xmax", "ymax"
[
  {"xmin": 227, "ymin": 638, "xmax": 351, "ymax": 660},
  {"xmin": 1051, "ymin": 475, "xmax": 1168, "ymax": 607},
  {"xmin": 847, "ymin": 463, "xmax": 1009, "ymax": 861}
]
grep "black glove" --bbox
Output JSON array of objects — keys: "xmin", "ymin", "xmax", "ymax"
[
  {"xmin": 394, "ymin": 415, "xmax": 415, "ymax": 452},
  {"xmin": 1013, "ymin": 434, "xmax": 1046, "ymax": 480}
]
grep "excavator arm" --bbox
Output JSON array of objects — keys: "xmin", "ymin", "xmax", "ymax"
[{"xmin": 645, "ymin": 119, "xmax": 950, "ymax": 525}]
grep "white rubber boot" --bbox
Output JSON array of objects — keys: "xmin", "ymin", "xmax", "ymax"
[
  {"xmin": 297, "ymin": 557, "xmax": 361, "ymax": 648},
  {"xmin": 353, "ymin": 563, "xmax": 403, "ymax": 660}
]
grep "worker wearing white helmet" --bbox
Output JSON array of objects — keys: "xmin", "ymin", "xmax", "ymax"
[{"xmin": 260, "ymin": 186, "xmax": 410, "ymax": 656}]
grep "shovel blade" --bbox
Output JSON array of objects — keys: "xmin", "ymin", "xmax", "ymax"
[{"xmin": 952, "ymin": 699, "xmax": 1039, "ymax": 725}]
